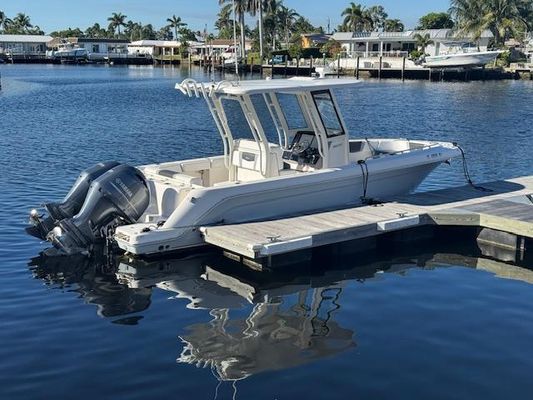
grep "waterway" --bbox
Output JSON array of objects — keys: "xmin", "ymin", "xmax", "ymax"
[{"xmin": 0, "ymin": 64, "xmax": 532, "ymax": 399}]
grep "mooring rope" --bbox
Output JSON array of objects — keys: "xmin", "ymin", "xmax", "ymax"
[
  {"xmin": 357, "ymin": 160, "xmax": 383, "ymax": 206},
  {"xmin": 454, "ymin": 143, "xmax": 493, "ymax": 192}
]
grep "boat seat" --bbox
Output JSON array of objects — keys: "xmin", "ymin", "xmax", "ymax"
[
  {"xmin": 157, "ymin": 170, "xmax": 202, "ymax": 186},
  {"xmin": 209, "ymin": 157, "xmax": 226, "ymax": 169},
  {"xmin": 180, "ymin": 158, "xmax": 211, "ymax": 173},
  {"xmin": 231, "ymin": 139, "xmax": 283, "ymax": 181}
]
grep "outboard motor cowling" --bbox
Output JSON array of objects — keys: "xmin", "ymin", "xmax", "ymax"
[
  {"xmin": 26, "ymin": 161, "xmax": 120, "ymax": 240},
  {"xmin": 47, "ymin": 164, "xmax": 150, "ymax": 255},
  {"xmin": 46, "ymin": 161, "xmax": 121, "ymax": 220}
]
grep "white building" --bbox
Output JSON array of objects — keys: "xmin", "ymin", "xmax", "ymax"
[
  {"xmin": 128, "ymin": 40, "xmax": 185, "ymax": 58},
  {"xmin": 332, "ymin": 29, "xmax": 494, "ymax": 57},
  {"xmin": 48, "ymin": 37, "xmax": 130, "ymax": 61},
  {"xmin": 190, "ymin": 39, "xmax": 253, "ymax": 57},
  {"xmin": 0, "ymin": 34, "xmax": 53, "ymax": 56}
]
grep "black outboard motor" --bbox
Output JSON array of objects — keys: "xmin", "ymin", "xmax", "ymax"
[
  {"xmin": 26, "ymin": 161, "xmax": 120, "ymax": 240},
  {"xmin": 46, "ymin": 164, "xmax": 150, "ymax": 255}
]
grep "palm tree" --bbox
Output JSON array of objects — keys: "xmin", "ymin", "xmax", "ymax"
[
  {"xmin": 414, "ymin": 33, "xmax": 434, "ymax": 54},
  {"xmin": 450, "ymin": 0, "xmax": 532, "ymax": 46},
  {"xmin": 384, "ymin": 19, "xmax": 404, "ymax": 32},
  {"xmin": 219, "ymin": 0, "xmax": 247, "ymax": 59},
  {"xmin": 341, "ymin": 2, "xmax": 372, "ymax": 32},
  {"xmin": 0, "ymin": 10, "xmax": 8, "ymax": 32},
  {"xmin": 13, "ymin": 13, "xmax": 32, "ymax": 32},
  {"xmin": 366, "ymin": 5, "xmax": 388, "ymax": 31},
  {"xmin": 215, "ymin": 3, "xmax": 234, "ymax": 38},
  {"xmin": 277, "ymin": 5, "xmax": 299, "ymax": 48},
  {"xmin": 85, "ymin": 23, "xmax": 108, "ymax": 39},
  {"xmin": 107, "ymin": 12, "xmax": 127, "ymax": 36},
  {"xmin": 166, "ymin": 15, "xmax": 187, "ymax": 41},
  {"xmin": 264, "ymin": 0, "xmax": 282, "ymax": 49},
  {"xmin": 247, "ymin": 0, "xmax": 265, "ymax": 60}
]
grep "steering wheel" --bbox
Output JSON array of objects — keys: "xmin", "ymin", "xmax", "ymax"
[{"xmin": 292, "ymin": 140, "xmax": 311, "ymax": 154}]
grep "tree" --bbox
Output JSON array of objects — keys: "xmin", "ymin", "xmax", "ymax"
[
  {"xmin": 320, "ymin": 39, "xmax": 343, "ymax": 57},
  {"xmin": 166, "ymin": 15, "xmax": 187, "ymax": 41},
  {"xmin": 0, "ymin": 10, "xmax": 11, "ymax": 32},
  {"xmin": 366, "ymin": 5, "xmax": 388, "ymax": 31},
  {"xmin": 215, "ymin": 4, "xmax": 234, "ymax": 38},
  {"xmin": 107, "ymin": 12, "xmax": 127, "ymax": 36},
  {"xmin": 157, "ymin": 25, "xmax": 173, "ymax": 40},
  {"xmin": 219, "ymin": 0, "xmax": 247, "ymax": 58},
  {"xmin": 12, "ymin": 13, "xmax": 33, "ymax": 32},
  {"xmin": 417, "ymin": 12, "xmax": 454, "ymax": 30},
  {"xmin": 50, "ymin": 27, "xmax": 84, "ymax": 38},
  {"xmin": 85, "ymin": 23, "xmax": 109, "ymax": 39},
  {"xmin": 384, "ymin": 19, "xmax": 404, "ymax": 32},
  {"xmin": 414, "ymin": 32, "xmax": 434, "ymax": 54},
  {"xmin": 141, "ymin": 24, "xmax": 156, "ymax": 40},
  {"xmin": 292, "ymin": 16, "xmax": 321, "ymax": 35},
  {"xmin": 277, "ymin": 5, "xmax": 299, "ymax": 48},
  {"xmin": 264, "ymin": 0, "xmax": 283, "ymax": 50},
  {"xmin": 341, "ymin": 2, "xmax": 372, "ymax": 32},
  {"xmin": 450, "ymin": 0, "xmax": 532, "ymax": 45},
  {"xmin": 247, "ymin": 0, "xmax": 266, "ymax": 60},
  {"xmin": 178, "ymin": 27, "xmax": 198, "ymax": 41}
]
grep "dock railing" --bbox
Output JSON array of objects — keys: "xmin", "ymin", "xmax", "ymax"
[{"xmin": 340, "ymin": 50, "xmax": 409, "ymax": 59}]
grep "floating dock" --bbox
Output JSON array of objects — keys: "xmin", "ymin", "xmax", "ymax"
[{"xmin": 200, "ymin": 176, "xmax": 533, "ymax": 269}]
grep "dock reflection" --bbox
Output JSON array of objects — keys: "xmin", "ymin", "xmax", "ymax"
[{"xmin": 27, "ymin": 243, "xmax": 533, "ymax": 384}]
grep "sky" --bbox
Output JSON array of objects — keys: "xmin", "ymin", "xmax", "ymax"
[{"xmin": 1, "ymin": 0, "xmax": 451, "ymax": 34}]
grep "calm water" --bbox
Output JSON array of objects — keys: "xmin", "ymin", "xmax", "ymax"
[{"xmin": 1, "ymin": 64, "xmax": 532, "ymax": 399}]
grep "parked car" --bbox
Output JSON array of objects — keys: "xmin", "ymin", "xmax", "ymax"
[{"xmin": 269, "ymin": 55, "xmax": 285, "ymax": 64}]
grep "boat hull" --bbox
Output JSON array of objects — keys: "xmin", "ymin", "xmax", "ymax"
[
  {"xmin": 424, "ymin": 51, "xmax": 501, "ymax": 68},
  {"xmin": 115, "ymin": 144, "xmax": 459, "ymax": 256}
]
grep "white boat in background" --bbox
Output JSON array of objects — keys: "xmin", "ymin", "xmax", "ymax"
[
  {"xmin": 220, "ymin": 45, "xmax": 242, "ymax": 66},
  {"xmin": 28, "ymin": 77, "xmax": 462, "ymax": 256},
  {"xmin": 424, "ymin": 43, "xmax": 502, "ymax": 68},
  {"xmin": 46, "ymin": 40, "xmax": 88, "ymax": 62}
]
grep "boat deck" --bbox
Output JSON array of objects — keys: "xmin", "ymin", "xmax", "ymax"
[{"xmin": 200, "ymin": 176, "xmax": 533, "ymax": 263}]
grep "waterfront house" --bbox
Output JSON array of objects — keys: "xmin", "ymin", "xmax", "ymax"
[
  {"xmin": 48, "ymin": 37, "xmax": 130, "ymax": 61},
  {"xmin": 0, "ymin": 34, "xmax": 53, "ymax": 59},
  {"xmin": 190, "ymin": 39, "xmax": 253, "ymax": 58},
  {"xmin": 332, "ymin": 29, "xmax": 494, "ymax": 58},
  {"xmin": 128, "ymin": 40, "xmax": 186, "ymax": 62}
]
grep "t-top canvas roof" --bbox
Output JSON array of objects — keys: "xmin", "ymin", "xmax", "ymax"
[{"xmin": 176, "ymin": 77, "xmax": 361, "ymax": 97}]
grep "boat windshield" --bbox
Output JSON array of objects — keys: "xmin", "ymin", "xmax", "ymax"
[
  {"xmin": 277, "ymin": 93, "xmax": 308, "ymax": 130},
  {"xmin": 221, "ymin": 98, "xmax": 255, "ymax": 140},
  {"xmin": 312, "ymin": 90, "xmax": 344, "ymax": 137}
]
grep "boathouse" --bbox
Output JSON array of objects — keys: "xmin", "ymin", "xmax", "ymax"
[{"xmin": 0, "ymin": 34, "xmax": 52, "ymax": 59}]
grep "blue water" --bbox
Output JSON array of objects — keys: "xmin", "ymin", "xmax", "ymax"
[{"xmin": 1, "ymin": 64, "xmax": 533, "ymax": 399}]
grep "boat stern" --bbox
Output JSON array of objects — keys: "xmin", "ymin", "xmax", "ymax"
[{"xmin": 114, "ymin": 223, "xmax": 203, "ymax": 255}]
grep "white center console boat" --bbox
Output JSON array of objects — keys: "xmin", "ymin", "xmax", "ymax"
[{"xmin": 28, "ymin": 77, "xmax": 461, "ymax": 256}]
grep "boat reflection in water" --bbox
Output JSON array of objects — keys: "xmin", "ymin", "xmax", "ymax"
[
  {"xmin": 27, "ymin": 242, "xmax": 533, "ymax": 385},
  {"xmin": 29, "ymin": 250, "xmax": 151, "ymax": 324}
]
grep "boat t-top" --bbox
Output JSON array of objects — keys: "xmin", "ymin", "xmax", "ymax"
[{"xmin": 27, "ymin": 77, "xmax": 461, "ymax": 256}]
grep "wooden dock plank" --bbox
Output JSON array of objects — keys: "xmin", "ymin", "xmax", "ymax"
[{"xmin": 201, "ymin": 176, "xmax": 533, "ymax": 260}]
